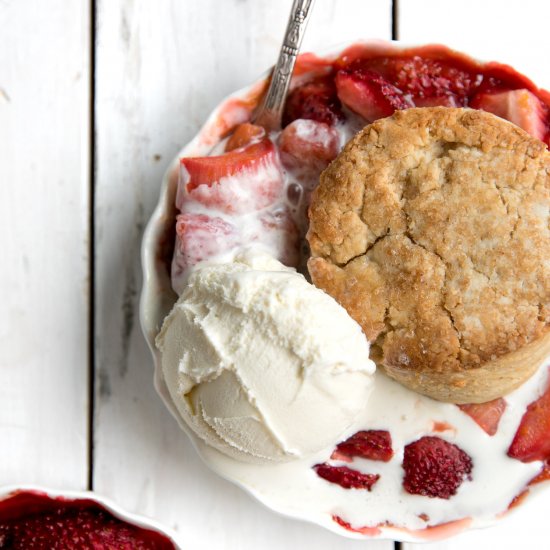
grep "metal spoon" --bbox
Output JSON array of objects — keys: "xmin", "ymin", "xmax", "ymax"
[{"xmin": 253, "ymin": 0, "xmax": 316, "ymax": 130}]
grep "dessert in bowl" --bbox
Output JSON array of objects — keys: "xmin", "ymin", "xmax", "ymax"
[
  {"xmin": 141, "ymin": 40, "xmax": 550, "ymax": 541},
  {"xmin": 0, "ymin": 486, "xmax": 179, "ymax": 549}
]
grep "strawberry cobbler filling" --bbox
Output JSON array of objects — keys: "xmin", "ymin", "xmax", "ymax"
[
  {"xmin": 171, "ymin": 43, "xmax": 550, "ymax": 291},
  {"xmin": 0, "ymin": 491, "xmax": 176, "ymax": 549},
  {"xmin": 167, "ymin": 43, "xmax": 550, "ymax": 538}
]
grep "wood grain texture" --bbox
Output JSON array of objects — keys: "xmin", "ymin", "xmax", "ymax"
[
  {"xmin": 399, "ymin": 0, "xmax": 550, "ymax": 548},
  {"xmin": 93, "ymin": 0, "xmax": 392, "ymax": 547},
  {"xmin": 0, "ymin": 0, "xmax": 90, "ymax": 488}
]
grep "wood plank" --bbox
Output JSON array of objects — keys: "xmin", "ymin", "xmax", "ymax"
[
  {"xmin": 0, "ymin": 0, "xmax": 90, "ymax": 489},
  {"xmin": 93, "ymin": 0, "xmax": 393, "ymax": 546},
  {"xmin": 399, "ymin": 0, "xmax": 550, "ymax": 548}
]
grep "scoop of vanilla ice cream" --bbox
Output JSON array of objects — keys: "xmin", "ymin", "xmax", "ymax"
[{"xmin": 156, "ymin": 252, "xmax": 376, "ymax": 463}]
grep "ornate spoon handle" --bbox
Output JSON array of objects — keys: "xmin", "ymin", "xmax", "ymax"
[{"xmin": 253, "ymin": 0, "xmax": 316, "ymax": 130}]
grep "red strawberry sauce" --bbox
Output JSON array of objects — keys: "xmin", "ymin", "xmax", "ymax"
[
  {"xmin": 171, "ymin": 42, "xmax": 550, "ymax": 285},
  {"xmin": 0, "ymin": 490, "xmax": 177, "ymax": 550}
]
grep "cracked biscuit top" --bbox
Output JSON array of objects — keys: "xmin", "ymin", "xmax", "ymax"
[{"xmin": 307, "ymin": 107, "xmax": 550, "ymax": 403}]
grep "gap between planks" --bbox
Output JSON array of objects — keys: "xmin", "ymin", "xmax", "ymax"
[
  {"xmin": 87, "ymin": 0, "xmax": 97, "ymax": 492},
  {"xmin": 392, "ymin": 0, "xmax": 399, "ymax": 40}
]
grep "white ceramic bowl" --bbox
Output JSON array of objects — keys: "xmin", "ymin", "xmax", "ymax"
[
  {"xmin": 140, "ymin": 38, "xmax": 405, "ymax": 464},
  {"xmin": 0, "ymin": 485, "xmax": 181, "ymax": 547},
  {"xmin": 139, "ymin": 40, "xmax": 550, "ymax": 542}
]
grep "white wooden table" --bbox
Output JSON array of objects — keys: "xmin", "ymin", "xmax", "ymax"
[{"xmin": 2, "ymin": 1, "xmax": 550, "ymax": 548}]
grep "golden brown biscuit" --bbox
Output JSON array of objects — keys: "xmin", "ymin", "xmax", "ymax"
[{"xmin": 307, "ymin": 107, "xmax": 550, "ymax": 403}]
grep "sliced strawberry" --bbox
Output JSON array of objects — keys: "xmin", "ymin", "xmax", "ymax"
[
  {"xmin": 225, "ymin": 123, "xmax": 266, "ymax": 152},
  {"xmin": 332, "ymin": 430, "xmax": 393, "ymax": 462},
  {"xmin": 335, "ymin": 68, "xmax": 414, "ymax": 122},
  {"xmin": 508, "ymin": 369, "xmax": 550, "ymax": 462},
  {"xmin": 178, "ymin": 139, "xmax": 284, "ymax": 215},
  {"xmin": 282, "ymin": 75, "xmax": 345, "ymax": 127},
  {"xmin": 458, "ymin": 398, "xmax": 507, "ymax": 436},
  {"xmin": 313, "ymin": 463, "xmax": 380, "ymax": 490},
  {"xmin": 390, "ymin": 57, "xmax": 478, "ymax": 104},
  {"xmin": 278, "ymin": 119, "xmax": 340, "ymax": 178},
  {"xmin": 346, "ymin": 56, "xmax": 479, "ymax": 106},
  {"xmin": 256, "ymin": 207, "xmax": 300, "ymax": 268},
  {"xmin": 470, "ymin": 89, "xmax": 548, "ymax": 141},
  {"xmin": 171, "ymin": 213, "xmax": 240, "ymax": 277},
  {"xmin": 402, "ymin": 436, "xmax": 473, "ymax": 499},
  {"xmin": 181, "ymin": 139, "xmax": 274, "ymax": 192}
]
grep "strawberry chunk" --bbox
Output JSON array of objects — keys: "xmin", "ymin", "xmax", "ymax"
[
  {"xmin": 402, "ymin": 436, "xmax": 473, "ymax": 499},
  {"xmin": 335, "ymin": 68, "xmax": 414, "ymax": 122},
  {"xmin": 182, "ymin": 139, "xmax": 275, "ymax": 192},
  {"xmin": 390, "ymin": 57, "xmax": 478, "ymax": 105},
  {"xmin": 283, "ymin": 75, "xmax": 345, "ymax": 127},
  {"xmin": 178, "ymin": 139, "xmax": 283, "ymax": 215},
  {"xmin": 470, "ymin": 89, "xmax": 548, "ymax": 141},
  {"xmin": 508, "ymin": 369, "xmax": 550, "ymax": 462},
  {"xmin": 458, "ymin": 398, "xmax": 507, "ymax": 436},
  {"xmin": 225, "ymin": 123, "xmax": 266, "ymax": 151},
  {"xmin": 256, "ymin": 207, "xmax": 300, "ymax": 268},
  {"xmin": 347, "ymin": 56, "xmax": 479, "ymax": 106},
  {"xmin": 171, "ymin": 213, "xmax": 240, "ymax": 276},
  {"xmin": 279, "ymin": 119, "xmax": 340, "ymax": 178},
  {"xmin": 332, "ymin": 430, "xmax": 393, "ymax": 462},
  {"xmin": 313, "ymin": 463, "xmax": 380, "ymax": 491}
]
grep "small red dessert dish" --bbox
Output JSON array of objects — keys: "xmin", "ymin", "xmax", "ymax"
[{"xmin": 0, "ymin": 486, "xmax": 180, "ymax": 549}]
